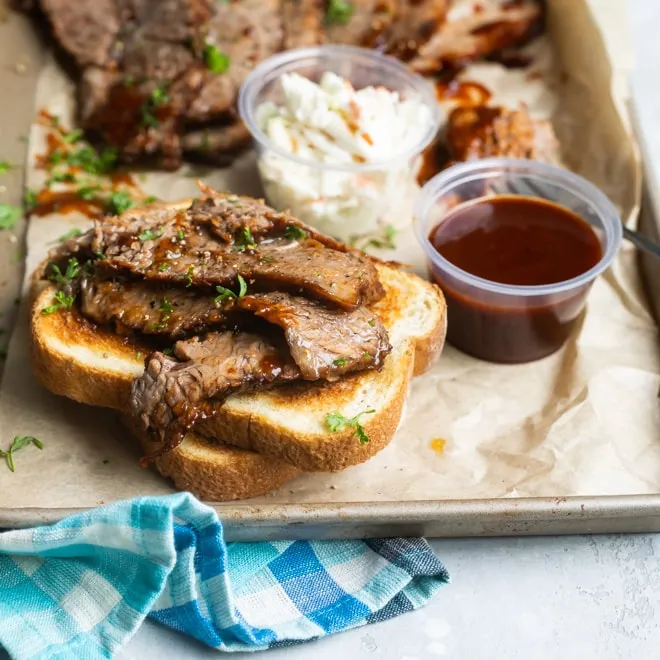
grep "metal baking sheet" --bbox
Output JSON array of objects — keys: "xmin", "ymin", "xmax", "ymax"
[{"xmin": 1, "ymin": 5, "xmax": 660, "ymax": 540}]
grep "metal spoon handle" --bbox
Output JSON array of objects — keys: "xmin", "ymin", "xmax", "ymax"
[{"xmin": 622, "ymin": 225, "xmax": 660, "ymax": 259}]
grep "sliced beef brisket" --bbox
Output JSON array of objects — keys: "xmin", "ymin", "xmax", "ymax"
[
  {"xmin": 92, "ymin": 194, "xmax": 385, "ymax": 309},
  {"xmin": 79, "ymin": 277, "xmax": 228, "ymax": 337},
  {"xmin": 132, "ymin": 332, "xmax": 300, "ymax": 456},
  {"xmin": 238, "ymin": 292, "xmax": 391, "ymax": 380}
]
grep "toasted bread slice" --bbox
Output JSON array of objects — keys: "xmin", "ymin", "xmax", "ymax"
[
  {"xmin": 31, "ymin": 262, "xmax": 446, "ymax": 478},
  {"xmin": 123, "ymin": 415, "xmax": 299, "ymax": 502}
]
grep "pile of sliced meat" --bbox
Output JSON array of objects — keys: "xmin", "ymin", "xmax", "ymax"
[
  {"xmin": 16, "ymin": 0, "xmax": 544, "ymax": 169},
  {"xmin": 44, "ymin": 185, "xmax": 392, "ymax": 460}
]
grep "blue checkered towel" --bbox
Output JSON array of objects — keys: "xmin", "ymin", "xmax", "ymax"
[{"xmin": 0, "ymin": 493, "xmax": 449, "ymax": 659}]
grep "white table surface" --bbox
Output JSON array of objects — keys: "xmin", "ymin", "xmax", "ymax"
[
  {"xmin": 0, "ymin": 2, "xmax": 649, "ymax": 659},
  {"xmin": 116, "ymin": 2, "xmax": 660, "ymax": 658}
]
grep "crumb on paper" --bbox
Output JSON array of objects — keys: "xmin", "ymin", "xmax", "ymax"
[{"xmin": 430, "ymin": 438, "xmax": 446, "ymax": 455}]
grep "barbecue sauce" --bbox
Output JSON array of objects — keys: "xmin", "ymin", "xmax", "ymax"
[{"xmin": 428, "ymin": 195, "xmax": 603, "ymax": 363}]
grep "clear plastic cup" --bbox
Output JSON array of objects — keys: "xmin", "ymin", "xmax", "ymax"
[
  {"xmin": 238, "ymin": 45, "xmax": 440, "ymax": 241},
  {"xmin": 414, "ymin": 158, "xmax": 623, "ymax": 364}
]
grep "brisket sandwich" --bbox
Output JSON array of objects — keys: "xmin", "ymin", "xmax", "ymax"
[{"xmin": 30, "ymin": 185, "xmax": 446, "ymax": 500}]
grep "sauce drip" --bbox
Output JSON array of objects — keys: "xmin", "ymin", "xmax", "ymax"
[
  {"xmin": 428, "ymin": 195, "xmax": 603, "ymax": 363},
  {"xmin": 30, "ymin": 190, "xmax": 105, "ymax": 218}
]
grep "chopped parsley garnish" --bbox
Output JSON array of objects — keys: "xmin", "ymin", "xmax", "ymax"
[
  {"xmin": 185, "ymin": 265, "xmax": 194, "ymax": 287},
  {"xmin": 138, "ymin": 227, "xmax": 162, "ymax": 241},
  {"xmin": 326, "ymin": 0, "xmax": 354, "ymax": 24},
  {"xmin": 162, "ymin": 347, "xmax": 173, "ymax": 356},
  {"xmin": 214, "ymin": 274, "xmax": 248, "ymax": 304},
  {"xmin": 57, "ymin": 228, "xmax": 84, "ymax": 242},
  {"xmin": 41, "ymin": 290, "xmax": 75, "ymax": 315},
  {"xmin": 141, "ymin": 84, "xmax": 170, "ymax": 128},
  {"xmin": 367, "ymin": 319, "xmax": 376, "ymax": 327},
  {"xmin": 143, "ymin": 195, "xmax": 158, "ymax": 204},
  {"xmin": 204, "ymin": 43, "xmax": 231, "ymax": 74},
  {"xmin": 47, "ymin": 257, "xmax": 80, "ymax": 286},
  {"xmin": 47, "ymin": 171, "xmax": 77, "ymax": 185},
  {"xmin": 24, "ymin": 189, "xmax": 38, "ymax": 211},
  {"xmin": 50, "ymin": 145, "xmax": 117, "ymax": 175},
  {"xmin": 0, "ymin": 204, "xmax": 21, "ymax": 230},
  {"xmin": 136, "ymin": 351, "xmax": 143, "ymax": 360},
  {"xmin": 158, "ymin": 263, "xmax": 169, "ymax": 271},
  {"xmin": 107, "ymin": 190, "xmax": 136, "ymax": 215},
  {"xmin": 159, "ymin": 298, "xmax": 173, "ymax": 313},
  {"xmin": 159, "ymin": 298, "xmax": 174, "ymax": 319},
  {"xmin": 325, "ymin": 409, "xmax": 375, "ymax": 444},
  {"xmin": 364, "ymin": 225, "xmax": 397, "ymax": 250},
  {"xmin": 76, "ymin": 184, "xmax": 103, "ymax": 201},
  {"xmin": 152, "ymin": 298, "xmax": 174, "ymax": 330},
  {"xmin": 62, "ymin": 128, "xmax": 84, "ymax": 144},
  {"xmin": 284, "ymin": 224, "xmax": 308, "ymax": 241},
  {"xmin": 0, "ymin": 436, "xmax": 44, "ymax": 473},
  {"xmin": 332, "ymin": 357, "xmax": 347, "ymax": 367},
  {"xmin": 0, "ymin": 160, "xmax": 14, "ymax": 174},
  {"xmin": 177, "ymin": 229, "xmax": 186, "ymax": 241},
  {"xmin": 234, "ymin": 226, "xmax": 257, "ymax": 251}
]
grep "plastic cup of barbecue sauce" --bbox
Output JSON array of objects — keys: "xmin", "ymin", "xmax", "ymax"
[{"xmin": 415, "ymin": 158, "xmax": 623, "ymax": 364}]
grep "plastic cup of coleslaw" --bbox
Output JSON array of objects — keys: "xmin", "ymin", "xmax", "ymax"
[{"xmin": 238, "ymin": 44, "xmax": 440, "ymax": 242}]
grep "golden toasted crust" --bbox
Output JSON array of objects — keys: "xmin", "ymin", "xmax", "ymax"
[
  {"xmin": 412, "ymin": 289, "xmax": 447, "ymax": 377},
  {"xmin": 31, "ymin": 281, "xmax": 146, "ymax": 411},
  {"xmin": 124, "ymin": 415, "xmax": 299, "ymax": 502}
]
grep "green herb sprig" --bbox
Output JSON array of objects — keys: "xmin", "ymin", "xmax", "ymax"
[
  {"xmin": 41, "ymin": 290, "xmax": 75, "ymax": 315},
  {"xmin": 204, "ymin": 43, "xmax": 231, "ymax": 74},
  {"xmin": 284, "ymin": 224, "xmax": 308, "ymax": 241},
  {"xmin": 351, "ymin": 225, "xmax": 397, "ymax": 251},
  {"xmin": 47, "ymin": 257, "xmax": 80, "ymax": 286},
  {"xmin": 0, "ymin": 204, "xmax": 21, "ymax": 230},
  {"xmin": 107, "ymin": 190, "xmax": 136, "ymax": 215},
  {"xmin": 214, "ymin": 275, "xmax": 247, "ymax": 304},
  {"xmin": 141, "ymin": 84, "xmax": 170, "ymax": 128},
  {"xmin": 0, "ymin": 436, "xmax": 44, "ymax": 472},
  {"xmin": 326, "ymin": 0, "xmax": 354, "ymax": 24},
  {"xmin": 325, "ymin": 409, "xmax": 375, "ymax": 444},
  {"xmin": 139, "ymin": 227, "xmax": 162, "ymax": 241},
  {"xmin": 234, "ymin": 226, "xmax": 257, "ymax": 252}
]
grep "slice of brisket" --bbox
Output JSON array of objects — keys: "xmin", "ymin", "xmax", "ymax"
[
  {"xmin": 79, "ymin": 277, "xmax": 228, "ymax": 337},
  {"xmin": 281, "ymin": 0, "xmax": 325, "ymax": 49},
  {"xmin": 132, "ymin": 331, "xmax": 300, "ymax": 457},
  {"xmin": 408, "ymin": 0, "xmax": 543, "ymax": 74},
  {"xmin": 92, "ymin": 194, "xmax": 385, "ymax": 309},
  {"xmin": 238, "ymin": 292, "xmax": 391, "ymax": 380},
  {"xmin": 382, "ymin": 0, "xmax": 449, "ymax": 60},
  {"xmin": 186, "ymin": 0, "xmax": 283, "ymax": 123},
  {"xmin": 323, "ymin": 0, "xmax": 397, "ymax": 48},
  {"xmin": 39, "ymin": 0, "xmax": 120, "ymax": 68}
]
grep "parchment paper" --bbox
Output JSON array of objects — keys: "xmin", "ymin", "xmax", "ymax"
[{"xmin": 1, "ymin": 0, "xmax": 658, "ymax": 511}]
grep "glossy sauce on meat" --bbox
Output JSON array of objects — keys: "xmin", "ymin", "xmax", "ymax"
[
  {"xmin": 417, "ymin": 80, "xmax": 492, "ymax": 185},
  {"xmin": 428, "ymin": 195, "xmax": 603, "ymax": 363}
]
